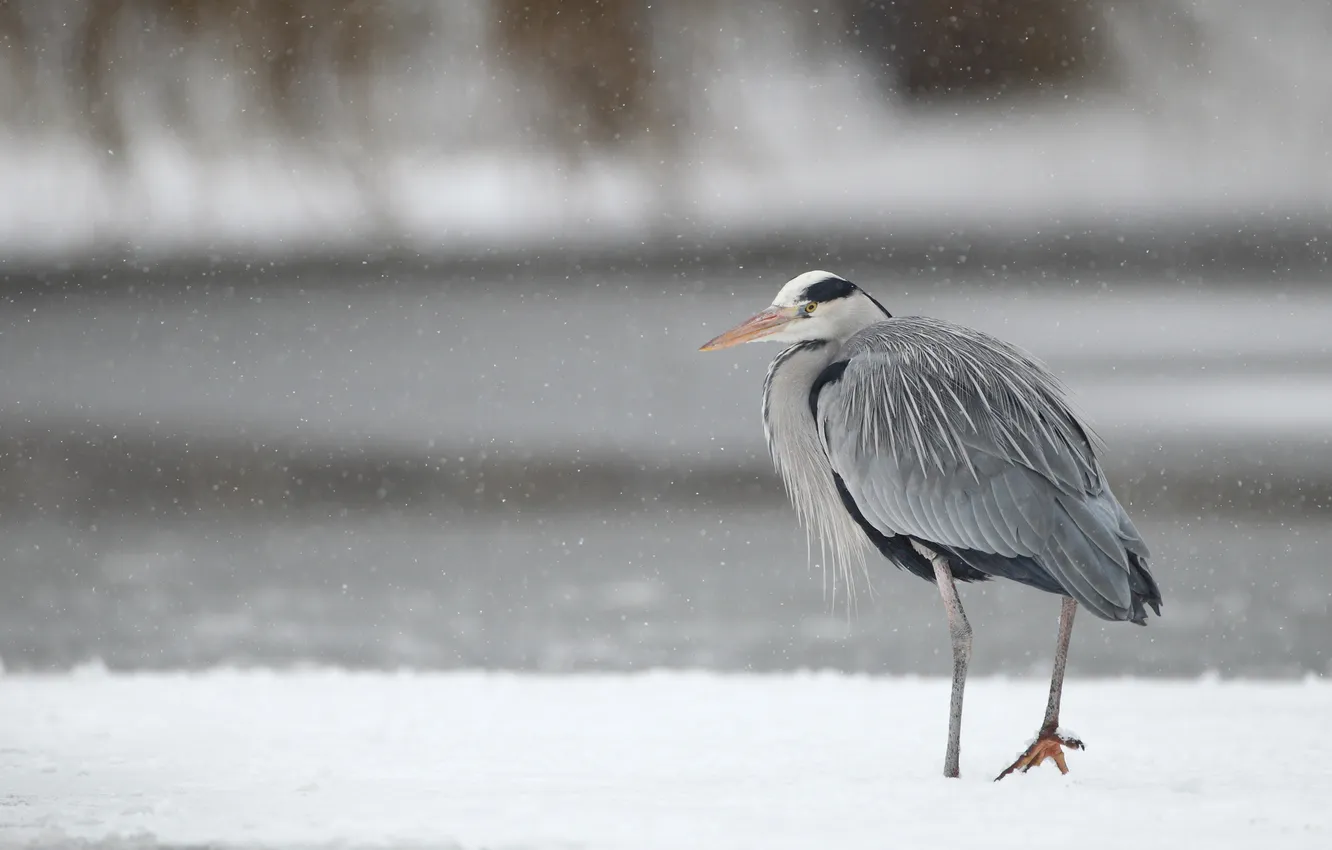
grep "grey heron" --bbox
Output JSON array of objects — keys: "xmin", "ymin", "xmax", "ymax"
[{"xmin": 700, "ymin": 270, "xmax": 1162, "ymax": 780}]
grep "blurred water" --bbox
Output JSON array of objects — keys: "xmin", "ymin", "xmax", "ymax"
[
  {"xmin": 1, "ymin": 510, "xmax": 1326, "ymax": 678},
  {"xmin": 0, "ymin": 270, "xmax": 1328, "ymax": 677}
]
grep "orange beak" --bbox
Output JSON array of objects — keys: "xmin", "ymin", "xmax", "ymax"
[{"xmin": 699, "ymin": 306, "xmax": 797, "ymax": 351}]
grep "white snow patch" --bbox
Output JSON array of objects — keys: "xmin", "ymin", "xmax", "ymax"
[{"xmin": 1, "ymin": 671, "xmax": 1329, "ymax": 849}]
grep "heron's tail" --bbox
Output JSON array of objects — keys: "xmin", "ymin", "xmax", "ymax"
[
  {"xmin": 1048, "ymin": 493, "xmax": 1162, "ymax": 625},
  {"xmin": 1125, "ymin": 551, "xmax": 1162, "ymax": 625}
]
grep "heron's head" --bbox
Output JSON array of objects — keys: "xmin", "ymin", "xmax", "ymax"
[{"xmin": 699, "ymin": 270, "xmax": 891, "ymax": 351}]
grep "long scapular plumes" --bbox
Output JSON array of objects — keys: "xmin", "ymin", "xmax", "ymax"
[{"xmin": 828, "ymin": 317, "xmax": 1103, "ymax": 486}]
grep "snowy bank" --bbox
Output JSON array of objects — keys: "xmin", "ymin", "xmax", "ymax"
[
  {"xmin": 1, "ymin": 670, "xmax": 1329, "ymax": 848},
  {"xmin": 5, "ymin": 2, "xmax": 1332, "ymax": 267}
]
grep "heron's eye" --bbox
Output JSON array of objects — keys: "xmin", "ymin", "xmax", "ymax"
[{"xmin": 804, "ymin": 302, "xmax": 818, "ymax": 314}]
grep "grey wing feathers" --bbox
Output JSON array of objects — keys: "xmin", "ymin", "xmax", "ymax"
[{"xmin": 817, "ymin": 317, "xmax": 1161, "ymax": 624}]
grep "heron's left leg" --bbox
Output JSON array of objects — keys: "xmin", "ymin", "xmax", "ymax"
[
  {"xmin": 913, "ymin": 542, "xmax": 972, "ymax": 779},
  {"xmin": 995, "ymin": 596, "xmax": 1085, "ymax": 780}
]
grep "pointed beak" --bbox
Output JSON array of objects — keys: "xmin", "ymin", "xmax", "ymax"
[{"xmin": 699, "ymin": 306, "xmax": 797, "ymax": 351}]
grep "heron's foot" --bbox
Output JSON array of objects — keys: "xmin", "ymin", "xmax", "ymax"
[{"xmin": 993, "ymin": 729, "xmax": 1084, "ymax": 781}]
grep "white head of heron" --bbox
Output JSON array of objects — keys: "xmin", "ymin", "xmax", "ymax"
[{"xmin": 698, "ymin": 270, "xmax": 891, "ymax": 351}]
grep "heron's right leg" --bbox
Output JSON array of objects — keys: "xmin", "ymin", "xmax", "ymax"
[
  {"xmin": 995, "ymin": 596, "xmax": 1085, "ymax": 781},
  {"xmin": 913, "ymin": 541, "xmax": 972, "ymax": 779}
]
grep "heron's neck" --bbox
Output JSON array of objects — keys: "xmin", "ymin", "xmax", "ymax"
[
  {"xmin": 760, "ymin": 337, "xmax": 873, "ymax": 579},
  {"xmin": 841, "ymin": 292, "xmax": 893, "ymax": 335},
  {"xmin": 771, "ymin": 339, "xmax": 839, "ymax": 386},
  {"xmin": 762, "ymin": 340, "xmax": 838, "ymax": 448}
]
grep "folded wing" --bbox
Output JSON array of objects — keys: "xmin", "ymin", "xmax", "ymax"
[{"xmin": 814, "ymin": 318, "xmax": 1161, "ymax": 623}]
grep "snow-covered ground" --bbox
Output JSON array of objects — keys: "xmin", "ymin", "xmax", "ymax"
[{"xmin": 2, "ymin": 670, "xmax": 1329, "ymax": 848}]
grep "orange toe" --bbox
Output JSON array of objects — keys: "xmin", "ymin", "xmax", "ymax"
[{"xmin": 994, "ymin": 732, "xmax": 1084, "ymax": 781}]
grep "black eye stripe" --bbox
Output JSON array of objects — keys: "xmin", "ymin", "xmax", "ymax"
[{"xmin": 799, "ymin": 275, "xmax": 857, "ymax": 303}]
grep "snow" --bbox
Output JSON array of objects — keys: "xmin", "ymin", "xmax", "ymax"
[
  {"xmin": 2, "ymin": 103, "xmax": 1326, "ymax": 267},
  {"xmin": 3, "ymin": 670, "xmax": 1329, "ymax": 848}
]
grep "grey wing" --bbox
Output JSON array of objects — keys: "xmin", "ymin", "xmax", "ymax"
[{"xmin": 816, "ymin": 340, "xmax": 1160, "ymax": 624}]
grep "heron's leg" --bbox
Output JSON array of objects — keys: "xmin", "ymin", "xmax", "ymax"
[
  {"xmin": 995, "ymin": 596, "xmax": 1085, "ymax": 781},
  {"xmin": 914, "ymin": 542, "xmax": 972, "ymax": 779},
  {"xmin": 1041, "ymin": 595, "xmax": 1078, "ymax": 732}
]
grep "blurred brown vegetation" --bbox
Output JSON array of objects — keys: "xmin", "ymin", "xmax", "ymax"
[
  {"xmin": 0, "ymin": 0, "xmax": 399, "ymax": 158},
  {"xmin": 489, "ymin": 0, "xmax": 1113, "ymax": 157},
  {"xmin": 0, "ymin": 1, "xmax": 32, "ymax": 95},
  {"xmin": 492, "ymin": 0, "xmax": 662, "ymax": 155},
  {"xmin": 846, "ymin": 0, "xmax": 1109, "ymax": 99},
  {"xmin": 79, "ymin": 0, "xmax": 396, "ymax": 156},
  {"xmin": 0, "ymin": 0, "xmax": 1120, "ymax": 162}
]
